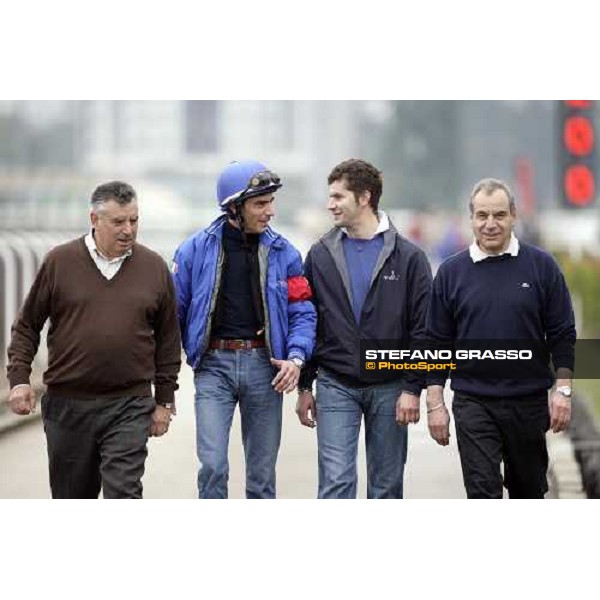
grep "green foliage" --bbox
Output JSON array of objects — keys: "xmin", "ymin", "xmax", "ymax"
[
  {"xmin": 576, "ymin": 379, "xmax": 600, "ymax": 420},
  {"xmin": 555, "ymin": 253, "xmax": 600, "ymax": 419},
  {"xmin": 556, "ymin": 252, "xmax": 600, "ymax": 337}
]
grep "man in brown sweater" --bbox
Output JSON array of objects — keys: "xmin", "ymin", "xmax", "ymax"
[{"xmin": 6, "ymin": 181, "xmax": 181, "ymax": 499}]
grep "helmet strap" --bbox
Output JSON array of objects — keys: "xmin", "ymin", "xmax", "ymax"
[{"xmin": 227, "ymin": 202, "xmax": 250, "ymax": 249}]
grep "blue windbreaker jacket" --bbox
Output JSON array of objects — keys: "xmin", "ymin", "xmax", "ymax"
[{"xmin": 172, "ymin": 215, "xmax": 316, "ymax": 369}]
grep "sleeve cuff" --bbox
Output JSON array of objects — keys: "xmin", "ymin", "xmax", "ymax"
[
  {"xmin": 8, "ymin": 371, "xmax": 31, "ymax": 389},
  {"xmin": 287, "ymin": 349, "xmax": 306, "ymax": 362},
  {"xmin": 552, "ymin": 356, "xmax": 575, "ymax": 372},
  {"xmin": 298, "ymin": 363, "xmax": 317, "ymax": 391},
  {"xmin": 402, "ymin": 381, "xmax": 423, "ymax": 396},
  {"xmin": 154, "ymin": 386, "xmax": 175, "ymax": 405}
]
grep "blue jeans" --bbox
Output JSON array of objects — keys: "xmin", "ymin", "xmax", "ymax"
[
  {"xmin": 316, "ymin": 370, "xmax": 408, "ymax": 499},
  {"xmin": 194, "ymin": 348, "xmax": 282, "ymax": 499}
]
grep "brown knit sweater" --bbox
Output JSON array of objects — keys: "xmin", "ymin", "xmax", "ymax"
[{"xmin": 7, "ymin": 237, "xmax": 181, "ymax": 403}]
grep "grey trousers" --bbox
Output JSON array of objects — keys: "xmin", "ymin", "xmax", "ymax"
[{"xmin": 41, "ymin": 394, "xmax": 155, "ymax": 499}]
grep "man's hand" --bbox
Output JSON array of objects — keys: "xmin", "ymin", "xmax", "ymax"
[
  {"xmin": 428, "ymin": 404, "xmax": 450, "ymax": 446},
  {"xmin": 425, "ymin": 385, "xmax": 450, "ymax": 445},
  {"xmin": 396, "ymin": 391, "xmax": 420, "ymax": 425},
  {"xmin": 150, "ymin": 403, "xmax": 174, "ymax": 437},
  {"xmin": 9, "ymin": 385, "xmax": 36, "ymax": 415},
  {"xmin": 296, "ymin": 390, "xmax": 316, "ymax": 428},
  {"xmin": 270, "ymin": 359, "xmax": 300, "ymax": 393},
  {"xmin": 549, "ymin": 390, "xmax": 571, "ymax": 433}
]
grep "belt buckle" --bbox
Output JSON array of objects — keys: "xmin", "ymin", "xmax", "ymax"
[{"xmin": 232, "ymin": 339, "xmax": 245, "ymax": 350}]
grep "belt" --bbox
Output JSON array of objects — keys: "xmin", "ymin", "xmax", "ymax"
[{"xmin": 209, "ymin": 338, "xmax": 266, "ymax": 351}]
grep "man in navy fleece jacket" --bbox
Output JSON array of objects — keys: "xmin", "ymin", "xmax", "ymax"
[
  {"xmin": 426, "ymin": 178, "xmax": 576, "ymax": 499},
  {"xmin": 296, "ymin": 159, "xmax": 432, "ymax": 499}
]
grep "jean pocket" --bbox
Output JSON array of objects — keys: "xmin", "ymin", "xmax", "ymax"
[{"xmin": 196, "ymin": 349, "xmax": 219, "ymax": 371}]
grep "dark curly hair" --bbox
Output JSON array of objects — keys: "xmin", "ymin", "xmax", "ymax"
[{"xmin": 327, "ymin": 159, "xmax": 382, "ymax": 213}]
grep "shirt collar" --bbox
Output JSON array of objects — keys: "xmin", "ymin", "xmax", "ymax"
[
  {"xmin": 85, "ymin": 230, "xmax": 133, "ymax": 261},
  {"xmin": 469, "ymin": 232, "xmax": 519, "ymax": 263},
  {"xmin": 341, "ymin": 210, "xmax": 390, "ymax": 238}
]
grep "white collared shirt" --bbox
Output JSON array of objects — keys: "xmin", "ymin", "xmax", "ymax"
[
  {"xmin": 341, "ymin": 210, "xmax": 390, "ymax": 237},
  {"xmin": 84, "ymin": 231, "xmax": 132, "ymax": 280},
  {"xmin": 469, "ymin": 232, "xmax": 520, "ymax": 263}
]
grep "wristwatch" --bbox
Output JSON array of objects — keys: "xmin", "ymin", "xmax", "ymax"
[
  {"xmin": 556, "ymin": 385, "xmax": 572, "ymax": 398},
  {"xmin": 291, "ymin": 357, "xmax": 305, "ymax": 369}
]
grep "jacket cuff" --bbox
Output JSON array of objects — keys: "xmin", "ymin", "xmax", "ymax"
[
  {"xmin": 298, "ymin": 361, "xmax": 317, "ymax": 391},
  {"xmin": 402, "ymin": 381, "xmax": 423, "ymax": 396},
  {"xmin": 287, "ymin": 349, "xmax": 306, "ymax": 362}
]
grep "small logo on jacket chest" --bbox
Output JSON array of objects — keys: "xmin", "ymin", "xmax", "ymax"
[{"xmin": 383, "ymin": 270, "xmax": 400, "ymax": 281}]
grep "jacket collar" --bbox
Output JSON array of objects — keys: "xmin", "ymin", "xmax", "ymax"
[
  {"xmin": 339, "ymin": 210, "xmax": 391, "ymax": 236},
  {"xmin": 321, "ymin": 211, "xmax": 399, "ymax": 306}
]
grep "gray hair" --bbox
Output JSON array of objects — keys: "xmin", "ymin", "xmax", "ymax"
[
  {"xmin": 90, "ymin": 181, "xmax": 137, "ymax": 213},
  {"xmin": 468, "ymin": 178, "xmax": 515, "ymax": 215}
]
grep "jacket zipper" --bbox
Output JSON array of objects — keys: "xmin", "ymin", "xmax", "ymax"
[
  {"xmin": 200, "ymin": 242, "xmax": 225, "ymax": 359},
  {"xmin": 258, "ymin": 243, "xmax": 272, "ymax": 357}
]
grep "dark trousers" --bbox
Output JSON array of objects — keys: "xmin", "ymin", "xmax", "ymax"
[
  {"xmin": 452, "ymin": 392, "xmax": 550, "ymax": 499},
  {"xmin": 41, "ymin": 395, "xmax": 155, "ymax": 499}
]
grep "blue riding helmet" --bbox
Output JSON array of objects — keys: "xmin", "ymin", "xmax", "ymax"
[{"xmin": 216, "ymin": 160, "xmax": 282, "ymax": 211}]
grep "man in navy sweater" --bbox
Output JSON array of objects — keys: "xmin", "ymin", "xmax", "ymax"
[
  {"xmin": 296, "ymin": 159, "xmax": 433, "ymax": 499},
  {"xmin": 427, "ymin": 178, "xmax": 575, "ymax": 499}
]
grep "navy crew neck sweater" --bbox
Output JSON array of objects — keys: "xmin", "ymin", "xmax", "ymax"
[{"xmin": 427, "ymin": 242, "xmax": 576, "ymax": 397}]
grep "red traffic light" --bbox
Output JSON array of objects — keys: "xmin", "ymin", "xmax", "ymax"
[
  {"xmin": 559, "ymin": 100, "xmax": 596, "ymax": 208},
  {"xmin": 564, "ymin": 100, "xmax": 592, "ymax": 109},
  {"xmin": 564, "ymin": 164, "xmax": 595, "ymax": 206},
  {"xmin": 563, "ymin": 116, "xmax": 595, "ymax": 156}
]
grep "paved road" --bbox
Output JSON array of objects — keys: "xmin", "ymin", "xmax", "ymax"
[{"xmin": 0, "ymin": 367, "xmax": 466, "ymax": 499}]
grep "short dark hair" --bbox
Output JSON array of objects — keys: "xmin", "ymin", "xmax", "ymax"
[
  {"xmin": 327, "ymin": 159, "xmax": 383, "ymax": 212},
  {"xmin": 91, "ymin": 181, "xmax": 137, "ymax": 207}
]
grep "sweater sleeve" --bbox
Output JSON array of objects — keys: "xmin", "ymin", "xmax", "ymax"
[
  {"xmin": 426, "ymin": 264, "xmax": 455, "ymax": 388},
  {"xmin": 7, "ymin": 256, "xmax": 52, "ymax": 388},
  {"xmin": 543, "ymin": 258, "xmax": 576, "ymax": 372},
  {"xmin": 402, "ymin": 248, "xmax": 433, "ymax": 395},
  {"xmin": 153, "ymin": 262, "xmax": 183, "ymax": 404}
]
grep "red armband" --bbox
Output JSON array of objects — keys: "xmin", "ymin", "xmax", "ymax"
[{"xmin": 288, "ymin": 275, "xmax": 313, "ymax": 302}]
